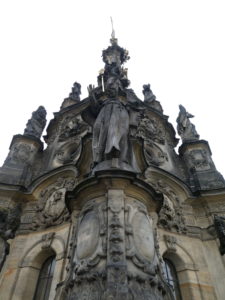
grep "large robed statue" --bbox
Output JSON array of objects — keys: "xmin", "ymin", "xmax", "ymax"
[{"xmin": 87, "ymin": 76, "xmax": 130, "ymax": 167}]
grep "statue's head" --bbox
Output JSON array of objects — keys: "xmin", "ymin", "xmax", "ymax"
[{"xmin": 105, "ymin": 76, "xmax": 122, "ymax": 98}]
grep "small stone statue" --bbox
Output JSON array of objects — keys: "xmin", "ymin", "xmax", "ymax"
[
  {"xmin": 142, "ymin": 84, "xmax": 163, "ymax": 113},
  {"xmin": 69, "ymin": 82, "xmax": 81, "ymax": 101},
  {"xmin": 24, "ymin": 106, "xmax": 47, "ymax": 139},
  {"xmin": 176, "ymin": 105, "xmax": 199, "ymax": 142},
  {"xmin": 142, "ymin": 84, "xmax": 156, "ymax": 103},
  {"xmin": 214, "ymin": 215, "xmax": 225, "ymax": 255}
]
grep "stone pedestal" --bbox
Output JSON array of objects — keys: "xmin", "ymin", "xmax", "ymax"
[
  {"xmin": 0, "ymin": 134, "xmax": 43, "ymax": 186},
  {"xmin": 55, "ymin": 170, "xmax": 173, "ymax": 300},
  {"xmin": 179, "ymin": 140, "xmax": 225, "ymax": 191}
]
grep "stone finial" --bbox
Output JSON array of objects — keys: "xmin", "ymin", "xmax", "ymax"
[
  {"xmin": 176, "ymin": 105, "xmax": 199, "ymax": 142},
  {"xmin": 24, "ymin": 106, "xmax": 47, "ymax": 139}
]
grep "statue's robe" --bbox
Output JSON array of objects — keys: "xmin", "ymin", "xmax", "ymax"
[{"xmin": 92, "ymin": 98, "xmax": 129, "ymax": 163}]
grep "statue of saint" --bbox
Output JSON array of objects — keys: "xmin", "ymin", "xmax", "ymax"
[
  {"xmin": 88, "ymin": 77, "xmax": 130, "ymax": 166},
  {"xmin": 176, "ymin": 105, "xmax": 199, "ymax": 142}
]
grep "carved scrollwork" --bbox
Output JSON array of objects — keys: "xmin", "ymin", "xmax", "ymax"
[
  {"xmin": 187, "ymin": 149, "xmax": 212, "ymax": 171},
  {"xmin": 164, "ymin": 235, "xmax": 177, "ymax": 252},
  {"xmin": 143, "ymin": 141, "xmax": 168, "ymax": 167},
  {"xmin": 58, "ymin": 114, "xmax": 89, "ymax": 142},
  {"xmin": 32, "ymin": 177, "xmax": 77, "ymax": 230},
  {"xmin": 136, "ymin": 114, "xmax": 165, "ymax": 145},
  {"xmin": 145, "ymin": 178, "xmax": 187, "ymax": 234},
  {"xmin": 125, "ymin": 201, "xmax": 158, "ymax": 276},
  {"xmin": 68, "ymin": 200, "xmax": 107, "ymax": 286},
  {"xmin": 54, "ymin": 139, "xmax": 82, "ymax": 165}
]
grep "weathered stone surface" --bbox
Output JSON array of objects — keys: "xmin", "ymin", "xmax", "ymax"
[
  {"xmin": 0, "ymin": 34, "xmax": 225, "ymax": 300},
  {"xmin": 24, "ymin": 106, "xmax": 47, "ymax": 139}
]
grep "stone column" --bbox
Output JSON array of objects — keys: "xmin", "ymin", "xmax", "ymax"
[{"xmin": 57, "ymin": 171, "xmax": 170, "ymax": 300}]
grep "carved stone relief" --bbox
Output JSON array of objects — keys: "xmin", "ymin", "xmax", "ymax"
[
  {"xmin": 145, "ymin": 178, "xmax": 186, "ymax": 234},
  {"xmin": 32, "ymin": 177, "xmax": 76, "ymax": 230},
  {"xmin": 135, "ymin": 114, "xmax": 168, "ymax": 168},
  {"xmin": 58, "ymin": 115, "xmax": 89, "ymax": 142},
  {"xmin": 63, "ymin": 193, "xmax": 170, "ymax": 300},
  {"xmin": 41, "ymin": 232, "xmax": 55, "ymax": 249},
  {"xmin": 186, "ymin": 149, "xmax": 212, "ymax": 171},
  {"xmin": 5, "ymin": 143, "xmax": 33, "ymax": 165},
  {"xmin": 164, "ymin": 235, "xmax": 177, "ymax": 252},
  {"xmin": 54, "ymin": 140, "xmax": 82, "ymax": 166},
  {"xmin": 143, "ymin": 142, "xmax": 168, "ymax": 167},
  {"xmin": 0, "ymin": 205, "xmax": 21, "ymax": 271},
  {"xmin": 65, "ymin": 199, "xmax": 107, "ymax": 299},
  {"xmin": 136, "ymin": 114, "xmax": 165, "ymax": 145}
]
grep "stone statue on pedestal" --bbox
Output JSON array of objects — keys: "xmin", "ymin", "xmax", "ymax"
[
  {"xmin": 69, "ymin": 82, "xmax": 81, "ymax": 101},
  {"xmin": 176, "ymin": 105, "xmax": 199, "ymax": 142},
  {"xmin": 88, "ymin": 77, "xmax": 129, "ymax": 166}
]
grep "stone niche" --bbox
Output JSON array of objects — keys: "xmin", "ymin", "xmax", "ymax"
[{"xmin": 55, "ymin": 170, "xmax": 174, "ymax": 300}]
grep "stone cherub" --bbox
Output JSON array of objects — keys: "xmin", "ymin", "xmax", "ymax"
[
  {"xmin": 24, "ymin": 106, "xmax": 47, "ymax": 139},
  {"xmin": 176, "ymin": 105, "xmax": 199, "ymax": 142}
]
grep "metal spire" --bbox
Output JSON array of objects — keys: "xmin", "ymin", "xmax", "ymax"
[{"xmin": 110, "ymin": 17, "xmax": 117, "ymax": 45}]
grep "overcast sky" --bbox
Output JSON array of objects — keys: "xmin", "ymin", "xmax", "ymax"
[{"xmin": 0, "ymin": 0, "xmax": 225, "ymax": 178}]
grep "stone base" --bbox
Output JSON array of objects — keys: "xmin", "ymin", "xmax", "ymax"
[{"xmin": 92, "ymin": 159, "xmax": 137, "ymax": 173}]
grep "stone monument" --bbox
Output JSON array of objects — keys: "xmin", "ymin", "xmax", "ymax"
[{"xmin": 0, "ymin": 31, "xmax": 225, "ymax": 300}]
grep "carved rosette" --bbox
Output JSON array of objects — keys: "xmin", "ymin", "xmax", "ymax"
[{"xmin": 32, "ymin": 177, "xmax": 77, "ymax": 230}]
